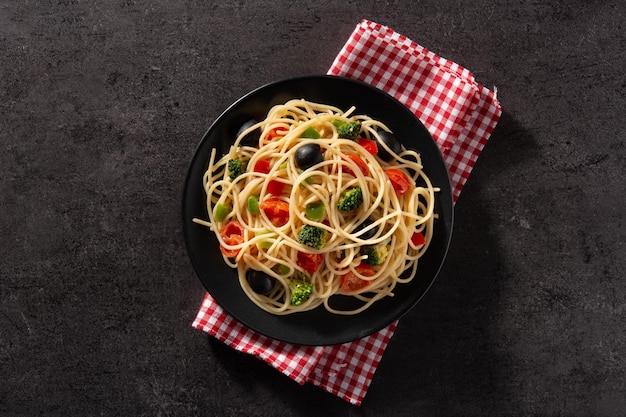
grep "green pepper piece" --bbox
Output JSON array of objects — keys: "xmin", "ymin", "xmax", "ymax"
[
  {"xmin": 305, "ymin": 202, "xmax": 325, "ymax": 221},
  {"xmin": 298, "ymin": 176, "xmax": 314, "ymax": 188},
  {"xmin": 256, "ymin": 230, "xmax": 274, "ymax": 250},
  {"xmin": 276, "ymin": 264, "xmax": 291, "ymax": 275},
  {"xmin": 247, "ymin": 195, "xmax": 260, "ymax": 214},
  {"xmin": 301, "ymin": 126, "xmax": 321, "ymax": 139},
  {"xmin": 214, "ymin": 203, "xmax": 230, "ymax": 222}
]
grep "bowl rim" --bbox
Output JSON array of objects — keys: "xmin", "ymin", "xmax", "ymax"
[{"xmin": 182, "ymin": 74, "xmax": 454, "ymax": 345}]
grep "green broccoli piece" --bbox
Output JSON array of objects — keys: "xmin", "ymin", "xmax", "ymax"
[
  {"xmin": 289, "ymin": 278, "xmax": 314, "ymax": 306},
  {"xmin": 361, "ymin": 241, "xmax": 391, "ymax": 266},
  {"xmin": 227, "ymin": 159, "xmax": 244, "ymax": 180},
  {"xmin": 337, "ymin": 186, "xmax": 363, "ymax": 212},
  {"xmin": 297, "ymin": 224, "xmax": 327, "ymax": 249},
  {"xmin": 337, "ymin": 120, "xmax": 362, "ymax": 140}
]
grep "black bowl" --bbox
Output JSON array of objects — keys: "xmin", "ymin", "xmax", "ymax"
[{"xmin": 182, "ymin": 75, "xmax": 453, "ymax": 345}]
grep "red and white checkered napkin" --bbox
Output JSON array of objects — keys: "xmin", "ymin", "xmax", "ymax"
[{"xmin": 193, "ymin": 19, "xmax": 501, "ymax": 405}]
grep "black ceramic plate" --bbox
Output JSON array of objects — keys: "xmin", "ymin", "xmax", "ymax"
[{"xmin": 182, "ymin": 75, "xmax": 453, "ymax": 346}]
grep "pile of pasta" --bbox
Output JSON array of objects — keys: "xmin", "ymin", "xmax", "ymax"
[{"xmin": 193, "ymin": 99, "xmax": 438, "ymax": 315}]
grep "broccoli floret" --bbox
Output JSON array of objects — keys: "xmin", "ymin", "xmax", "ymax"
[
  {"xmin": 337, "ymin": 121, "xmax": 362, "ymax": 140},
  {"xmin": 298, "ymin": 224, "xmax": 327, "ymax": 249},
  {"xmin": 227, "ymin": 159, "xmax": 244, "ymax": 180},
  {"xmin": 289, "ymin": 278, "xmax": 314, "ymax": 306},
  {"xmin": 361, "ymin": 241, "xmax": 391, "ymax": 266},
  {"xmin": 337, "ymin": 186, "xmax": 363, "ymax": 212}
]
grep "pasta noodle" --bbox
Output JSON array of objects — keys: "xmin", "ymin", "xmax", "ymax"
[{"xmin": 193, "ymin": 99, "xmax": 438, "ymax": 315}]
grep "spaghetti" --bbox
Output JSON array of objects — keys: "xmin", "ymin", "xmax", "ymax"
[{"xmin": 193, "ymin": 99, "xmax": 438, "ymax": 315}]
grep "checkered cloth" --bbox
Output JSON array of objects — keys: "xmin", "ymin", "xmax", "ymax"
[{"xmin": 193, "ymin": 19, "xmax": 501, "ymax": 405}]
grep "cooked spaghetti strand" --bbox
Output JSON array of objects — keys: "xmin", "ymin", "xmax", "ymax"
[{"xmin": 193, "ymin": 99, "xmax": 437, "ymax": 315}]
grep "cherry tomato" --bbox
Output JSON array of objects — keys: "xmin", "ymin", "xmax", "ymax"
[
  {"xmin": 343, "ymin": 153, "xmax": 369, "ymax": 176},
  {"xmin": 297, "ymin": 251, "xmax": 324, "ymax": 274},
  {"xmin": 356, "ymin": 137, "xmax": 378, "ymax": 155},
  {"xmin": 385, "ymin": 168, "xmax": 412, "ymax": 196},
  {"xmin": 259, "ymin": 197, "xmax": 290, "ymax": 227},
  {"xmin": 219, "ymin": 220, "xmax": 244, "ymax": 258},
  {"xmin": 340, "ymin": 262, "xmax": 375, "ymax": 292},
  {"xmin": 411, "ymin": 231, "xmax": 425, "ymax": 247},
  {"xmin": 253, "ymin": 159, "xmax": 271, "ymax": 174},
  {"xmin": 267, "ymin": 179, "xmax": 285, "ymax": 195}
]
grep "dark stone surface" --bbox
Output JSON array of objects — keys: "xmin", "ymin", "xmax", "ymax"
[{"xmin": 1, "ymin": 1, "xmax": 624, "ymax": 416}]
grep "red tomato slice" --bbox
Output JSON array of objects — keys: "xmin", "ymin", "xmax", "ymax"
[
  {"xmin": 356, "ymin": 137, "xmax": 378, "ymax": 155},
  {"xmin": 219, "ymin": 220, "xmax": 245, "ymax": 257},
  {"xmin": 253, "ymin": 160, "xmax": 271, "ymax": 174},
  {"xmin": 343, "ymin": 153, "xmax": 369, "ymax": 176},
  {"xmin": 267, "ymin": 179, "xmax": 285, "ymax": 195},
  {"xmin": 259, "ymin": 197, "xmax": 290, "ymax": 227},
  {"xmin": 340, "ymin": 262, "xmax": 375, "ymax": 292},
  {"xmin": 411, "ymin": 231, "xmax": 425, "ymax": 247},
  {"xmin": 266, "ymin": 128, "xmax": 286, "ymax": 141},
  {"xmin": 297, "ymin": 251, "xmax": 324, "ymax": 274},
  {"xmin": 385, "ymin": 168, "xmax": 412, "ymax": 196}
]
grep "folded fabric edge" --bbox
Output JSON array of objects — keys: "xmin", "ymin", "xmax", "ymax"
[
  {"xmin": 192, "ymin": 293, "xmax": 325, "ymax": 385},
  {"xmin": 305, "ymin": 320, "xmax": 398, "ymax": 405},
  {"xmin": 356, "ymin": 19, "xmax": 475, "ymax": 82},
  {"xmin": 327, "ymin": 20, "xmax": 482, "ymax": 161},
  {"xmin": 328, "ymin": 19, "xmax": 502, "ymax": 202},
  {"xmin": 445, "ymin": 84, "xmax": 502, "ymax": 200},
  {"xmin": 192, "ymin": 291, "xmax": 398, "ymax": 404}
]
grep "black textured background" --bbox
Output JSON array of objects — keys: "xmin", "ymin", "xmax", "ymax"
[{"xmin": 1, "ymin": 1, "xmax": 624, "ymax": 416}]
